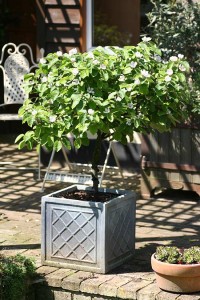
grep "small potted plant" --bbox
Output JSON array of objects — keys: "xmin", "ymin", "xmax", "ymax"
[
  {"xmin": 16, "ymin": 37, "xmax": 190, "ymax": 273},
  {"xmin": 151, "ymin": 245, "xmax": 200, "ymax": 293}
]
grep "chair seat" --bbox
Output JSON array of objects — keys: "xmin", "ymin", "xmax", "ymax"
[{"xmin": 0, "ymin": 114, "xmax": 22, "ymax": 121}]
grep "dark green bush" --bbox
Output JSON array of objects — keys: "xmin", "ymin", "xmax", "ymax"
[
  {"xmin": 146, "ymin": 0, "xmax": 200, "ymax": 115},
  {"xmin": 0, "ymin": 253, "xmax": 36, "ymax": 300}
]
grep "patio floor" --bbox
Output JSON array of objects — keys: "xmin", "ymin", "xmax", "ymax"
[{"xmin": 0, "ymin": 134, "xmax": 200, "ymax": 300}]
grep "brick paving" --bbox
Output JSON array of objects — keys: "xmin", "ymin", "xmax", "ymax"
[{"xmin": 0, "ymin": 135, "xmax": 200, "ymax": 299}]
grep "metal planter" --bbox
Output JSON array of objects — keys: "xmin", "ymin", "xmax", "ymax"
[{"xmin": 41, "ymin": 185, "xmax": 136, "ymax": 273}]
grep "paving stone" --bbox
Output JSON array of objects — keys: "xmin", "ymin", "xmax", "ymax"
[
  {"xmin": 156, "ymin": 290, "xmax": 180, "ymax": 300},
  {"xmin": 54, "ymin": 290, "xmax": 72, "ymax": 300},
  {"xmin": 80, "ymin": 274, "xmax": 115, "ymax": 294},
  {"xmin": 36, "ymin": 265, "xmax": 58, "ymax": 275},
  {"xmin": 45, "ymin": 268, "xmax": 77, "ymax": 287},
  {"xmin": 117, "ymin": 278, "xmax": 153, "ymax": 299},
  {"xmin": 137, "ymin": 282, "xmax": 161, "ymax": 300},
  {"xmin": 119, "ymin": 272, "xmax": 155, "ymax": 281},
  {"xmin": 92, "ymin": 297, "xmax": 109, "ymax": 300},
  {"xmin": 176, "ymin": 295, "xmax": 200, "ymax": 300},
  {"xmin": 62, "ymin": 271, "xmax": 93, "ymax": 292},
  {"xmin": 73, "ymin": 294, "xmax": 92, "ymax": 300},
  {"xmin": 98, "ymin": 275, "xmax": 132, "ymax": 297}
]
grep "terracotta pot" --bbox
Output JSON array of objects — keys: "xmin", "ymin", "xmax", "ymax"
[{"xmin": 151, "ymin": 253, "xmax": 200, "ymax": 293}]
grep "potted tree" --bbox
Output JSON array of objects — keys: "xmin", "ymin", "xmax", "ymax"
[
  {"xmin": 151, "ymin": 246, "xmax": 200, "ymax": 293},
  {"xmin": 16, "ymin": 38, "xmax": 190, "ymax": 273}
]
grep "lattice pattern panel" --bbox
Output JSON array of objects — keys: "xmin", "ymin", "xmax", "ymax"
[
  {"xmin": 107, "ymin": 203, "xmax": 134, "ymax": 261},
  {"xmin": 51, "ymin": 208, "xmax": 97, "ymax": 263},
  {"xmin": 4, "ymin": 53, "xmax": 29, "ymax": 104}
]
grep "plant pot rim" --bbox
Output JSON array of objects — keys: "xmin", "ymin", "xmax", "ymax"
[
  {"xmin": 151, "ymin": 253, "xmax": 200, "ymax": 277},
  {"xmin": 42, "ymin": 184, "xmax": 135, "ymax": 207}
]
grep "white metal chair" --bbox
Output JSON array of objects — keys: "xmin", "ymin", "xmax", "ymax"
[{"xmin": 0, "ymin": 43, "xmax": 41, "ymax": 178}]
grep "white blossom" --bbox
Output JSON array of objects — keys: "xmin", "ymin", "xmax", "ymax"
[
  {"xmin": 141, "ymin": 70, "xmax": 150, "ymax": 78},
  {"xmin": 134, "ymin": 79, "xmax": 141, "ymax": 85},
  {"xmin": 178, "ymin": 54, "xmax": 184, "ymax": 59},
  {"xmin": 154, "ymin": 55, "xmax": 162, "ymax": 62},
  {"xmin": 170, "ymin": 56, "xmax": 178, "ymax": 62},
  {"xmin": 87, "ymin": 52, "xmax": 94, "ymax": 59},
  {"xmin": 119, "ymin": 75, "xmax": 125, "ymax": 81},
  {"xmin": 126, "ymin": 119, "xmax": 131, "ymax": 126},
  {"xmin": 165, "ymin": 75, "xmax": 171, "ymax": 82},
  {"xmin": 49, "ymin": 115, "xmax": 57, "ymax": 123},
  {"xmin": 69, "ymin": 48, "xmax": 77, "ymax": 56},
  {"xmin": 72, "ymin": 79, "xmax": 80, "ymax": 85},
  {"xmin": 32, "ymin": 110, "xmax": 37, "ymax": 116},
  {"xmin": 115, "ymin": 96, "xmax": 122, "ymax": 102},
  {"xmin": 88, "ymin": 109, "xmax": 94, "ymax": 115},
  {"xmin": 135, "ymin": 51, "xmax": 143, "ymax": 58},
  {"xmin": 128, "ymin": 103, "xmax": 133, "ymax": 109},
  {"xmin": 126, "ymin": 86, "xmax": 132, "ymax": 92},
  {"xmin": 100, "ymin": 64, "xmax": 106, "ymax": 69},
  {"xmin": 70, "ymin": 57, "xmax": 76, "ymax": 62},
  {"xmin": 130, "ymin": 61, "xmax": 137, "ymax": 68},
  {"xmin": 56, "ymin": 51, "xmax": 62, "ymax": 57},
  {"xmin": 142, "ymin": 36, "xmax": 151, "ymax": 42},
  {"xmin": 93, "ymin": 59, "xmax": 100, "ymax": 65},
  {"xmin": 41, "ymin": 76, "xmax": 48, "ymax": 83},
  {"xmin": 104, "ymin": 46, "xmax": 116, "ymax": 55},
  {"xmin": 39, "ymin": 58, "xmax": 46, "ymax": 64},
  {"xmin": 87, "ymin": 87, "xmax": 95, "ymax": 94},
  {"xmin": 179, "ymin": 64, "xmax": 186, "ymax": 72},
  {"xmin": 105, "ymin": 108, "xmax": 110, "ymax": 113},
  {"xmin": 166, "ymin": 69, "xmax": 173, "ymax": 76},
  {"xmin": 48, "ymin": 72, "xmax": 53, "ymax": 77},
  {"xmin": 72, "ymin": 68, "xmax": 79, "ymax": 75}
]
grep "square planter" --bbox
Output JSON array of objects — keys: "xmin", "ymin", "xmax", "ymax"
[{"xmin": 41, "ymin": 185, "xmax": 136, "ymax": 273}]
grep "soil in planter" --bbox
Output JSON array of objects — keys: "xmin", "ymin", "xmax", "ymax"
[{"xmin": 56, "ymin": 190, "xmax": 118, "ymax": 203}]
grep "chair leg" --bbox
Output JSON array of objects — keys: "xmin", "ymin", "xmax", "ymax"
[
  {"xmin": 99, "ymin": 142, "xmax": 112, "ymax": 187},
  {"xmin": 37, "ymin": 146, "xmax": 41, "ymax": 180},
  {"xmin": 41, "ymin": 149, "xmax": 55, "ymax": 192}
]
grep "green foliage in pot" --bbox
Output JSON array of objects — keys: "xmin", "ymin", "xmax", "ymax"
[
  {"xmin": 155, "ymin": 245, "xmax": 200, "ymax": 264},
  {"xmin": 0, "ymin": 253, "xmax": 36, "ymax": 300},
  {"xmin": 146, "ymin": 0, "xmax": 200, "ymax": 116},
  {"xmin": 16, "ymin": 38, "xmax": 190, "ymax": 191}
]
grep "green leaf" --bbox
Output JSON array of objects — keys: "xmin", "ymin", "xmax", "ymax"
[
  {"xmin": 113, "ymin": 131, "xmax": 122, "ymax": 141},
  {"xmin": 81, "ymin": 138, "xmax": 90, "ymax": 146},
  {"xmin": 62, "ymin": 137, "xmax": 71, "ymax": 150},
  {"xmin": 71, "ymin": 94, "xmax": 82, "ymax": 109},
  {"xmin": 15, "ymin": 134, "xmax": 24, "ymax": 143},
  {"xmin": 74, "ymin": 138, "xmax": 81, "ymax": 149},
  {"xmin": 49, "ymin": 57, "xmax": 59, "ymax": 68},
  {"xmin": 54, "ymin": 140, "xmax": 62, "ymax": 152},
  {"xmin": 89, "ymin": 124, "xmax": 98, "ymax": 135},
  {"xmin": 24, "ymin": 131, "xmax": 34, "ymax": 142},
  {"xmin": 123, "ymin": 67, "xmax": 132, "ymax": 74},
  {"xmin": 177, "ymin": 73, "xmax": 186, "ymax": 82},
  {"xmin": 18, "ymin": 140, "xmax": 26, "ymax": 149}
]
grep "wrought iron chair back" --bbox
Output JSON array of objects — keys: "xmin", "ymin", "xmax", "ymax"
[
  {"xmin": 0, "ymin": 43, "xmax": 41, "ymax": 178},
  {"xmin": 0, "ymin": 43, "xmax": 37, "ymax": 112}
]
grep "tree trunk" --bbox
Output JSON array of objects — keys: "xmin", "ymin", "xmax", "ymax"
[{"xmin": 91, "ymin": 130, "xmax": 102, "ymax": 193}]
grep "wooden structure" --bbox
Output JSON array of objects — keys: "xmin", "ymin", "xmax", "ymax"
[{"xmin": 141, "ymin": 127, "xmax": 200, "ymax": 198}]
